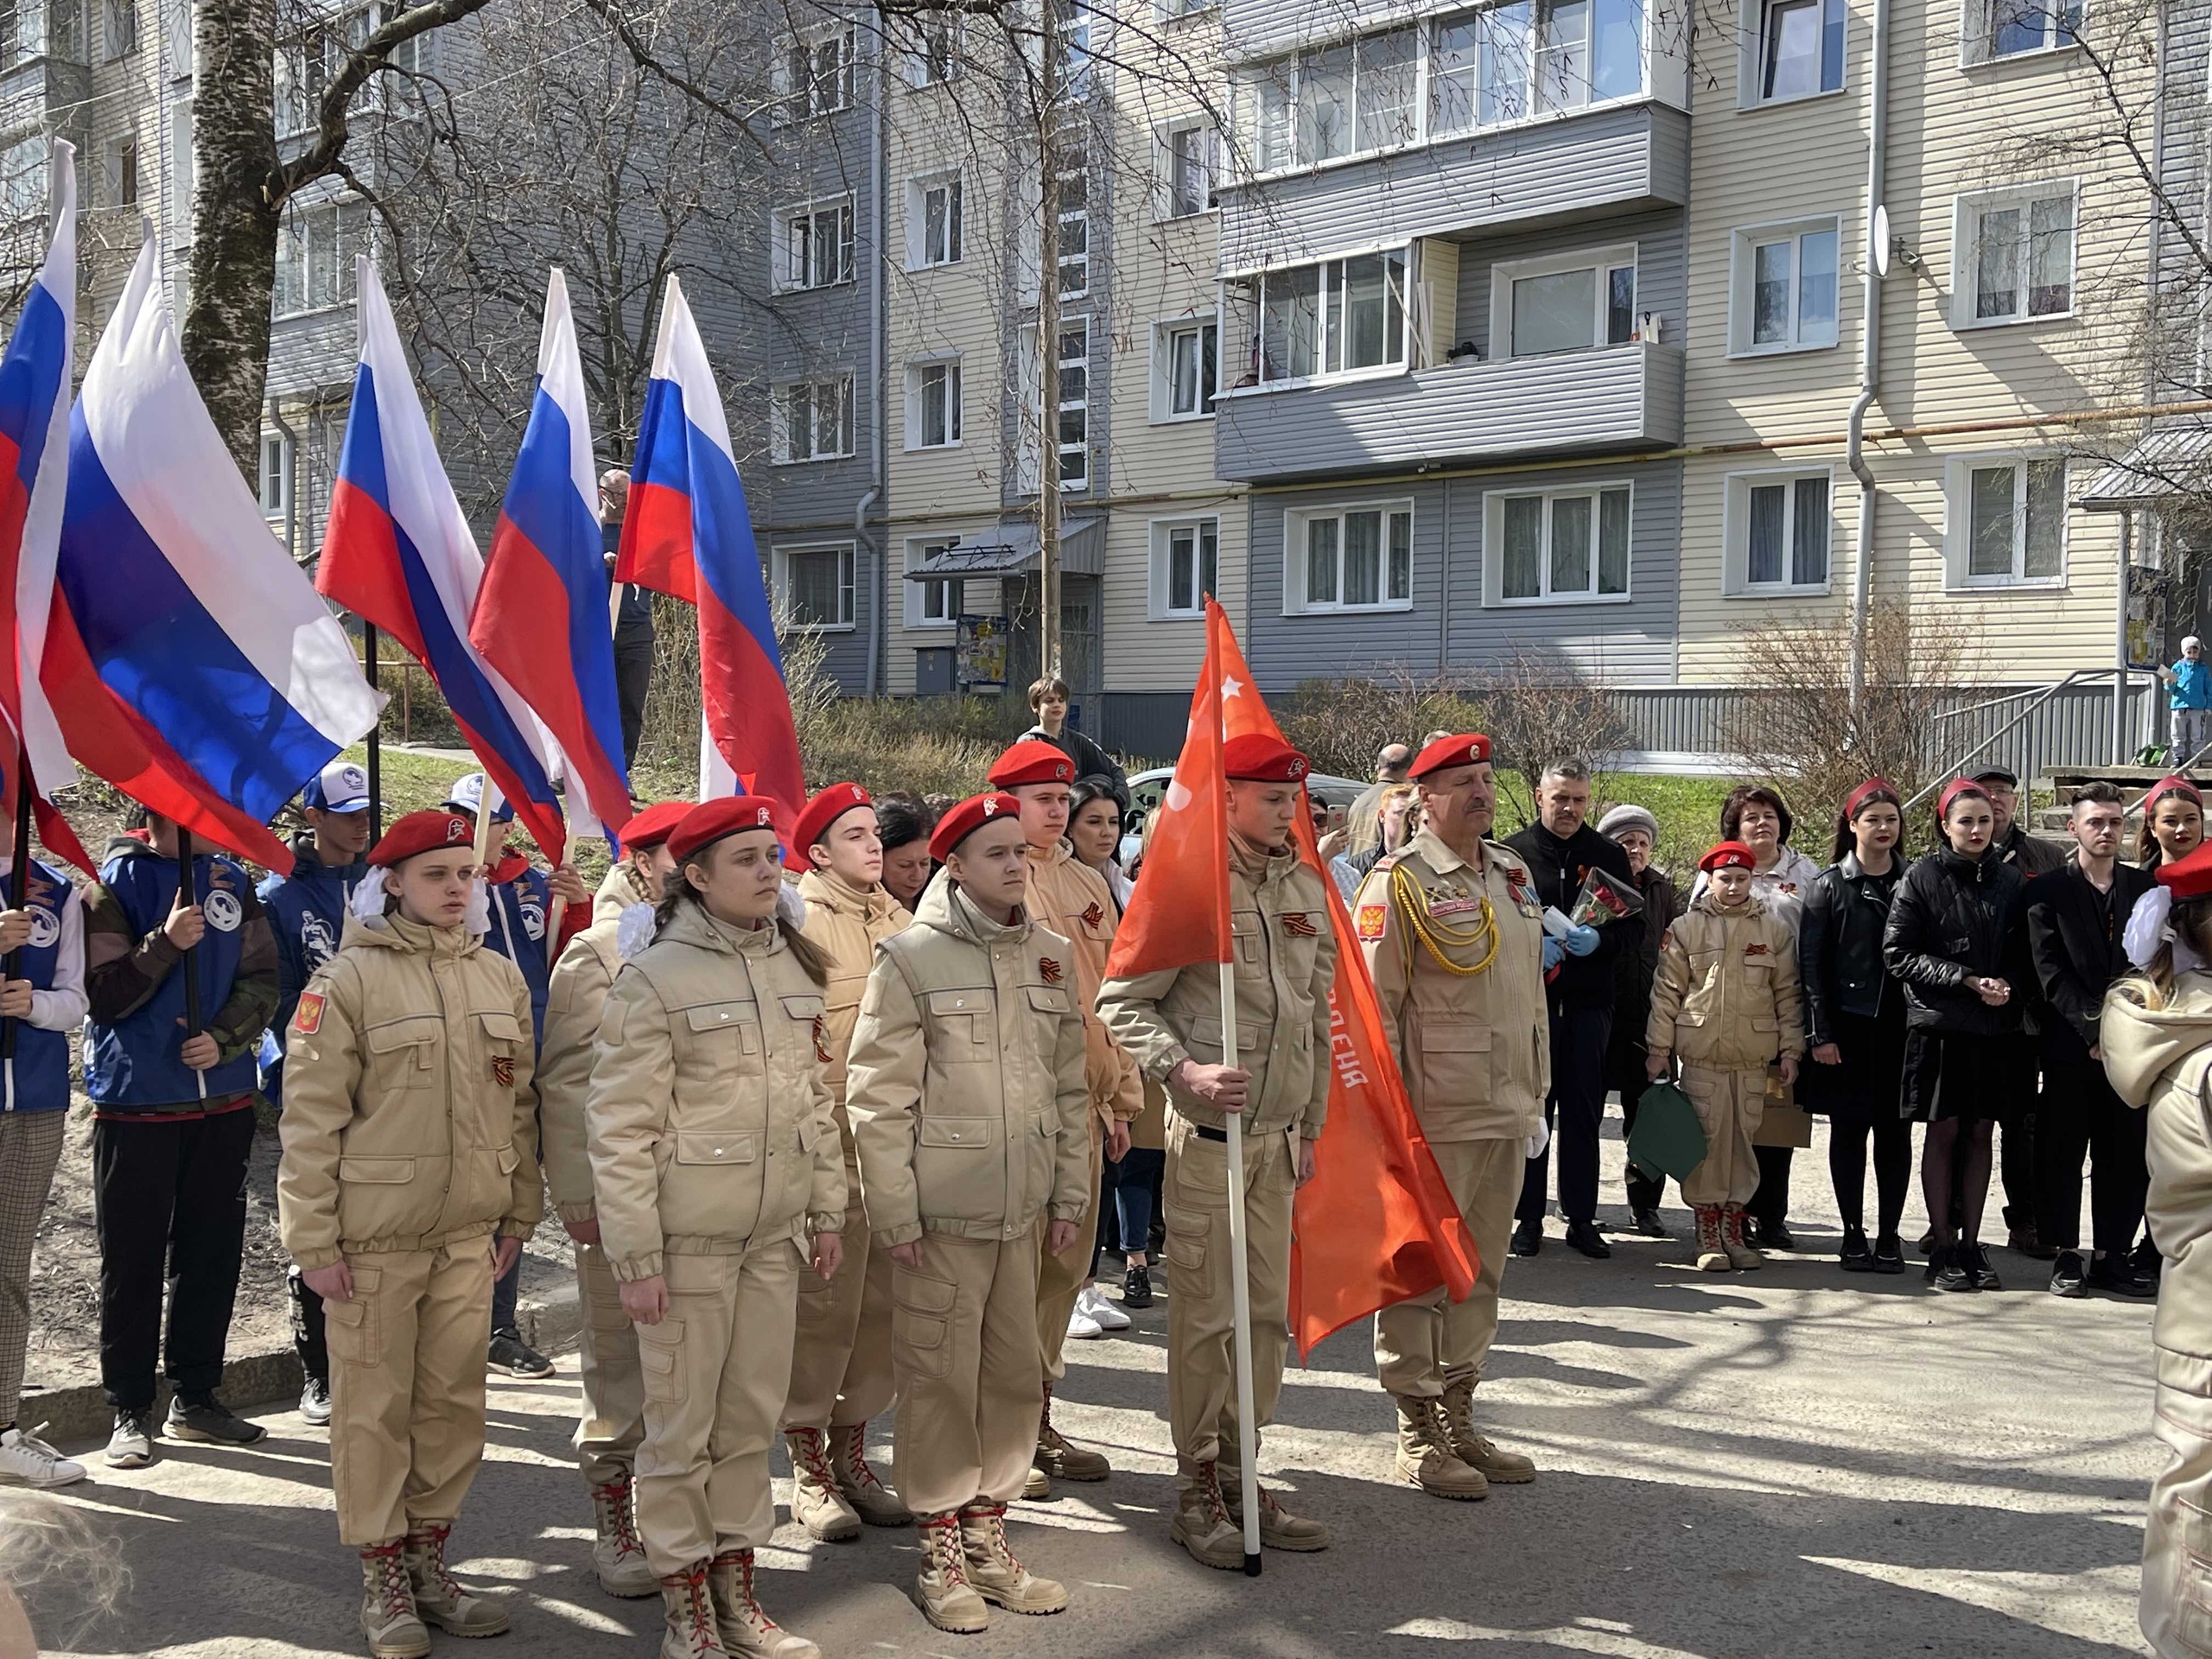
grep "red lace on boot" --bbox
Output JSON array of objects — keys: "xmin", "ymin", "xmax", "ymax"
[
  {"xmin": 1196, "ymin": 1460, "xmax": 1235, "ymax": 1528},
  {"xmin": 590, "ymin": 1478, "xmax": 648, "ymax": 1567},
  {"xmin": 787, "ymin": 1425, "xmax": 839, "ymax": 1488},
  {"xmin": 836, "ymin": 1422, "xmax": 892, "ymax": 1497},
  {"xmin": 918, "ymin": 1514, "xmax": 972, "ymax": 1586},
  {"xmin": 659, "ymin": 1562, "xmax": 720, "ymax": 1658},
  {"xmin": 362, "ymin": 1541, "xmax": 414, "ymax": 1621},
  {"xmin": 957, "ymin": 1498, "xmax": 1025, "ymax": 1573},
  {"xmin": 404, "ymin": 1522, "xmax": 464, "ymax": 1602},
  {"xmin": 710, "ymin": 1548, "xmax": 787, "ymax": 1637}
]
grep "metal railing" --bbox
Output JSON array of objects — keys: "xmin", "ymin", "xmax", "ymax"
[{"xmin": 1904, "ymin": 667, "xmax": 2156, "ymax": 811}]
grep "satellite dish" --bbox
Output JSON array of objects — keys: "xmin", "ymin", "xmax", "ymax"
[{"xmin": 1872, "ymin": 206, "xmax": 1891, "ymax": 276}]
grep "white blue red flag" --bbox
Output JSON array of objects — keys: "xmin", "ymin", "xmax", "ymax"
[
  {"xmin": 43, "ymin": 238, "xmax": 379, "ymax": 871},
  {"xmin": 318, "ymin": 257, "xmax": 569, "ymax": 863},
  {"xmin": 0, "ymin": 143, "xmax": 88, "ymax": 871},
  {"xmin": 469, "ymin": 268, "xmax": 629, "ymax": 846},
  {"xmin": 619, "ymin": 274, "xmax": 804, "ymax": 817}
]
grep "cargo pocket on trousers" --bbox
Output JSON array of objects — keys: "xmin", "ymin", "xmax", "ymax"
[
  {"xmin": 893, "ymin": 1270, "xmax": 957, "ymax": 1381},
  {"xmin": 1166, "ymin": 1210, "xmax": 1208, "ymax": 1277},
  {"xmin": 637, "ymin": 1323, "xmax": 685, "ymax": 1405},
  {"xmin": 322, "ymin": 1266, "xmax": 381, "ymax": 1370}
]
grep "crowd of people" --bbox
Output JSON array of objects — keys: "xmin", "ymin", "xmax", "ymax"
[{"xmin": 0, "ymin": 671, "xmax": 2204, "ymax": 1659}]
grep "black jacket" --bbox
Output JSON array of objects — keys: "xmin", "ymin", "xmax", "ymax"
[
  {"xmin": 1799, "ymin": 853, "xmax": 1904, "ymax": 1046},
  {"xmin": 2024, "ymin": 858, "xmax": 2155, "ymax": 1061},
  {"xmin": 1020, "ymin": 722, "xmax": 1128, "ymax": 801},
  {"xmin": 1881, "ymin": 846, "xmax": 2027, "ymax": 1036},
  {"xmin": 1503, "ymin": 820, "xmax": 1640, "ymax": 1008},
  {"xmin": 1994, "ymin": 823, "xmax": 2068, "ymax": 877},
  {"xmin": 1606, "ymin": 865, "xmax": 1678, "ymax": 1072}
]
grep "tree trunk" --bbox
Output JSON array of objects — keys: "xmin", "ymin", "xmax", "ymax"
[{"xmin": 181, "ymin": 0, "xmax": 282, "ymax": 478}]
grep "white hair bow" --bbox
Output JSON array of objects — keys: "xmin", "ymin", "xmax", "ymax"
[
  {"xmin": 2125, "ymin": 885, "xmax": 2204, "ymax": 975},
  {"xmin": 616, "ymin": 901, "xmax": 656, "ymax": 962},
  {"xmin": 348, "ymin": 869, "xmax": 392, "ymax": 928}
]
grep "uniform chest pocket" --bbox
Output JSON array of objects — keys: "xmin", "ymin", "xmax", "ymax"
[
  {"xmin": 365, "ymin": 1015, "xmax": 439, "ymax": 1088},
  {"xmin": 683, "ymin": 1001, "xmax": 763, "ymax": 1064},
  {"xmin": 1025, "ymin": 985, "xmax": 1071, "ymax": 1018},
  {"xmin": 474, "ymin": 1009, "xmax": 523, "ymax": 1088},
  {"xmin": 779, "ymin": 994, "xmax": 827, "ymax": 1060},
  {"xmin": 675, "ymin": 1129, "xmax": 759, "ymax": 1166},
  {"xmin": 925, "ymin": 988, "xmax": 996, "ymax": 1060},
  {"xmin": 1231, "ymin": 911, "xmax": 1264, "ymax": 967},
  {"xmin": 918, "ymin": 1116, "xmax": 996, "ymax": 1149}
]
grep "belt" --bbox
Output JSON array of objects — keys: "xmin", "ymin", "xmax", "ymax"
[{"xmin": 1192, "ymin": 1124, "xmax": 1227, "ymax": 1143}]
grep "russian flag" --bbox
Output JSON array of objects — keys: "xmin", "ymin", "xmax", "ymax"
[
  {"xmin": 619, "ymin": 274, "xmax": 804, "ymax": 817},
  {"xmin": 469, "ymin": 269, "xmax": 629, "ymax": 846},
  {"xmin": 317, "ymin": 258, "xmax": 569, "ymax": 865},
  {"xmin": 44, "ymin": 239, "xmax": 380, "ymax": 872},
  {"xmin": 0, "ymin": 143, "xmax": 89, "ymax": 872}
]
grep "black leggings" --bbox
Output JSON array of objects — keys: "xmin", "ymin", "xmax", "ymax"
[
  {"xmin": 1920, "ymin": 1116, "xmax": 1996, "ymax": 1247},
  {"xmin": 1827, "ymin": 1118, "xmax": 1914, "ymax": 1238}
]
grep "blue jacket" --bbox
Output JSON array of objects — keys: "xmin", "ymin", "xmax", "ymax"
[
  {"xmin": 0, "ymin": 858, "xmax": 80, "ymax": 1113},
  {"xmin": 257, "ymin": 831, "xmax": 365, "ymax": 1107},
  {"xmin": 480, "ymin": 857, "xmax": 553, "ymax": 1045},
  {"xmin": 2173, "ymin": 659, "xmax": 2212, "ymax": 710}
]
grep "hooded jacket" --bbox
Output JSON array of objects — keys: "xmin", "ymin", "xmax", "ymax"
[
  {"xmin": 1646, "ymin": 890, "xmax": 1805, "ymax": 1071},
  {"xmin": 795, "ymin": 866, "xmax": 911, "ymax": 1141},
  {"xmin": 537, "ymin": 861, "xmax": 655, "ymax": 1223},
  {"xmin": 1022, "ymin": 837, "xmax": 1143, "ymax": 1129},
  {"xmin": 258, "ymin": 830, "xmax": 366, "ymax": 1040},
  {"xmin": 2102, "ymin": 976, "xmax": 2212, "ymax": 1358}
]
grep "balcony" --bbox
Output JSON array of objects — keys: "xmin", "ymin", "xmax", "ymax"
[{"xmin": 1211, "ymin": 340, "xmax": 1682, "ymax": 483}]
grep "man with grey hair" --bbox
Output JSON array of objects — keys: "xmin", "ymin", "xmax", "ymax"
[
  {"xmin": 1344, "ymin": 741, "xmax": 1415, "ymax": 857},
  {"xmin": 600, "ymin": 467, "xmax": 655, "ymax": 769}
]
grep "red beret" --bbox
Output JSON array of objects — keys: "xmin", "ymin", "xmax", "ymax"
[
  {"xmin": 1409, "ymin": 733, "xmax": 1492, "ymax": 779},
  {"xmin": 988, "ymin": 741, "xmax": 1076, "ymax": 789},
  {"xmin": 789, "ymin": 784, "xmax": 874, "ymax": 873},
  {"xmin": 668, "ymin": 796, "xmax": 782, "ymax": 865},
  {"xmin": 1700, "ymin": 840, "xmax": 1757, "ymax": 874},
  {"xmin": 2160, "ymin": 840, "xmax": 2212, "ymax": 899},
  {"xmin": 1223, "ymin": 734, "xmax": 1310, "ymax": 783},
  {"xmin": 2148, "ymin": 775, "xmax": 2204, "ymax": 811},
  {"xmin": 930, "ymin": 792, "xmax": 1022, "ymax": 863},
  {"xmin": 620, "ymin": 800, "xmax": 694, "ymax": 851},
  {"xmin": 369, "ymin": 810, "xmax": 477, "ymax": 868},
  {"xmin": 1936, "ymin": 779, "xmax": 1990, "ymax": 821}
]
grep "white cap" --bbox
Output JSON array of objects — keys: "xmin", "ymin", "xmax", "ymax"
[
  {"xmin": 442, "ymin": 772, "xmax": 513, "ymax": 823},
  {"xmin": 2187, "ymin": 636, "xmax": 2202, "ymax": 652},
  {"xmin": 306, "ymin": 760, "xmax": 370, "ymax": 815}
]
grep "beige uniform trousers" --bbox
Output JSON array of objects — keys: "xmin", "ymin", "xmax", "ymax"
[
  {"xmin": 890, "ymin": 1232, "xmax": 1042, "ymax": 1518},
  {"xmin": 633, "ymin": 1241, "xmax": 803, "ymax": 1575},
  {"xmin": 2146, "ymin": 1350, "xmax": 2212, "ymax": 1658},
  {"xmin": 1373, "ymin": 1137, "xmax": 1522, "ymax": 1398},
  {"xmin": 575, "ymin": 1242, "xmax": 645, "ymax": 1486},
  {"xmin": 327, "ymin": 1240, "xmax": 495, "ymax": 1547},
  {"xmin": 1035, "ymin": 1120, "xmax": 1103, "ymax": 1382},
  {"xmin": 783, "ymin": 1169, "xmax": 898, "ymax": 1431},
  {"xmin": 1164, "ymin": 1112, "xmax": 1294, "ymax": 1493},
  {"xmin": 1679, "ymin": 1065, "xmax": 1766, "ymax": 1207}
]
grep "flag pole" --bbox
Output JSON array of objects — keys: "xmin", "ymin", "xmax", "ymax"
[
  {"xmin": 176, "ymin": 825, "xmax": 206, "ymax": 1101},
  {"xmin": 2, "ymin": 745, "xmax": 30, "ymax": 1101},
  {"xmin": 1218, "ymin": 957, "xmax": 1262, "ymax": 1577},
  {"xmin": 363, "ymin": 621, "xmax": 383, "ymax": 848}
]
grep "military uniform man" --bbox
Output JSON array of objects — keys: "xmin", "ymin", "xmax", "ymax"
[
  {"xmin": 1097, "ymin": 734, "xmax": 1337, "ymax": 1571},
  {"xmin": 1357, "ymin": 734, "xmax": 1548, "ymax": 1501}
]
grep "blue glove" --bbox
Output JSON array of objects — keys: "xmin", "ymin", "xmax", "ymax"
[
  {"xmin": 1563, "ymin": 924, "xmax": 1600, "ymax": 957},
  {"xmin": 1541, "ymin": 936, "xmax": 1565, "ymax": 972}
]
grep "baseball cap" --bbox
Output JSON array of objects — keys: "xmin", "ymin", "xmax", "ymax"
[
  {"xmin": 442, "ymin": 772, "xmax": 515, "ymax": 823},
  {"xmin": 305, "ymin": 760, "xmax": 371, "ymax": 815}
]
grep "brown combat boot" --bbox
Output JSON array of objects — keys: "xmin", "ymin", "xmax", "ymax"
[
  {"xmin": 1438, "ymin": 1383, "xmax": 1535, "ymax": 1485},
  {"xmin": 1722, "ymin": 1206, "xmax": 1764, "ymax": 1270},
  {"xmin": 1033, "ymin": 1382, "xmax": 1109, "ymax": 1482},
  {"xmin": 783, "ymin": 1427, "xmax": 861, "ymax": 1541},
  {"xmin": 589, "ymin": 1475, "xmax": 658, "ymax": 1598},
  {"xmin": 1393, "ymin": 1395, "xmax": 1489, "ymax": 1500},
  {"xmin": 658, "ymin": 1561, "xmax": 731, "ymax": 1659},
  {"xmin": 402, "ymin": 1522, "xmax": 510, "ymax": 1637},
  {"xmin": 1168, "ymin": 1459, "xmax": 1246, "ymax": 1570},
  {"xmin": 912, "ymin": 1512, "xmax": 990, "ymax": 1633},
  {"xmin": 1694, "ymin": 1205, "xmax": 1730, "ymax": 1271},
  {"xmin": 1217, "ymin": 1453, "xmax": 1332, "ymax": 1551},
  {"xmin": 830, "ymin": 1421, "xmax": 910, "ymax": 1526},
  {"xmin": 707, "ymin": 1549, "xmax": 818, "ymax": 1659},
  {"xmin": 359, "ymin": 1541, "xmax": 430, "ymax": 1659},
  {"xmin": 957, "ymin": 1498, "xmax": 1069, "ymax": 1614}
]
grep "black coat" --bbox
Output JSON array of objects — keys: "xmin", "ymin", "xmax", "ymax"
[
  {"xmin": 1605, "ymin": 865, "xmax": 1680, "ymax": 1083},
  {"xmin": 1503, "ymin": 820, "xmax": 1641, "ymax": 1009},
  {"xmin": 2024, "ymin": 858, "xmax": 2155, "ymax": 1062},
  {"xmin": 1881, "ymin": 847, "xmax": 2027, "ymax": 1036},
  {"xmin": 1994, "ymin": 823, "xmax": 2069, "ymax": 877},
  {"xmin": 1799, "ymin": 853, "xmax": 1904, "ymax": 1047}
]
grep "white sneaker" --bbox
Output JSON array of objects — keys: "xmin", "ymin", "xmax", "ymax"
[
  {"xmin": 1078, "ymin": 1284, "xmax": 1130, "ymax": 1332},
  {"xmin": 1066, "ymin": 1304, "xmax": 1103, "ymax": 1340},
  {"xmin": 0, "ymin": 1423, "xmax": 86, "ymax": 1487}
]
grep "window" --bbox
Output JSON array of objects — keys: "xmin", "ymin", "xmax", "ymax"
[
  {"xmin": 105, "ymin": 132, "xmax": 137, "ymax": 207},
  {"xmin": 772, "ymin": 376, "xmax": 854, "ymax": 464},
  {"xmin": 1950, "ymin": 456, "xmax": 2067, "ymax": 586},
  {"xmin": 0, "ymin": 136, "xmax": 42, "ymax": 219},
  {"xmin": 1165, "ymin": 120, "xmax": 1219, "ymax": 218},
  {"xmin": 906, "ymin": 537, "xmax": 957, "ymax": 627},
  {"xmin": 1726, "ymin": 470, "xmax": 1830, "ymax": 592},
  {"xmin": 902, "ymin": 13, "xmax": 959, "ymax": 85},
  {"xmin": 907, "ymin": 359, "xmax": 963, "ymax": 448},
  {"xmin": 1244, "ymin": 248, "xmax": 1408, "ymax": 385},
  {"xmin": 778, "ymin": 543, "xmax": 855, "ymax": 629},
  {"xmin": 776, "ymin": 26, "xmax": 854, "ymax": 123},
  {"xmin": 909, "ymin": 173, "xmax": 962, "ymax": 267},
  {"xmin": 1729, "ymin": 219, "xmax": 1840, "ymax": 353},
  {"xmin": 273, "ymin": 198, "xmax": 370, "ymax": 316},
  {"xmin": 1286, "ymin": 501, "xmax": 1414, "ymax": 613},
  {"xmin": 166, "ymin": 99, "xmax": 192, "ymax": 236},
  {"xmin": 1752, "ymin": 0, "xmax": 1844, "ymax": 102},
  {"xmin": 1159, "ymin": 0, "xmax": 1217, "ymax": 18},
  {"xmin": 0, "ymin": 0, "xmax": 79, "ymax": 67},
  {"xmin": 1494, "ymin": 246, "xmax": 1637, "ymax": 358},
  {"xmin": 1154, "ymin": 318, "xmax": 1218, "ymax": 419},
  {"xmin": 100, "ymin": 0, "xmax": 130, "ymax": 58},
  {"xmin": 1955, "ymin": 185, "xmax": 2074, "ymax": 326},
  {"xmin": 1974, "ymin": 0, "xmax": 2080, "ymax": 58},
  {"xmin": 1055, "ymin": 129, "xmax": 1089, "ymax": 297},
  {"xmin": 1151, "ymin": 518, "xmax": 1220, "ymax": 618},
  {"xmin": 276, "ymin": 6, "xmax": 420, "ymax": 140},
  {"xmin": 1056, "ymin": 321, "xmax": 1089, "ymax": 488},
  {"xmin": 776, "ymin": 199, "xmax": 854, "ymax": 292},
  {"xmin": 1488, "ymin": 486, "xmax": 1631, "ymax": 604},
  {"xmin": 258, "ymin": 434, "xmax": 292, "ymax": 517}
]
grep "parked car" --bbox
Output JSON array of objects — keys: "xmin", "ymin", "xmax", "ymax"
[{"xmin": 1117, "ymin": 765, "xmax": 1366, "ymax": 867}]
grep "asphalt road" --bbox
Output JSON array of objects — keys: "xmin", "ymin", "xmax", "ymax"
[{"xmin": 29, "ymin": 1129, "xmax": 2163, "ymax": 1659}]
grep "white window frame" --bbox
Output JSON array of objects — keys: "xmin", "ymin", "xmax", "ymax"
[
  {"xmin": 1739, "ymin": 0, "xmax": 1847, "ymax": 108},
  {"xmin": 1282, "ymin": 498, "xmax": 1416, "ymax": 614},
  {"xmin": 1944, "ymin": 454, "xmax": 2070, "ymax": 589},
  {"xmin": 273, "ymin": 197, "xmax": 370, "ymax": 318},
  {"xmin": 906, "ymin": 357, "xmax": 964, "ymax": 450},
  {"xmin": 1951, "ymin": 181, "xmax": 2077, "ymax": 329},
  {"xmin": 774, "ymin": 542, "xmax": 857, "ymax": 632},
  {"xmin": 774, "ymin": 23, "xmax": 855, "ymax": 124},
  {"xmin": 0, "ymin": 133, "xmax": 44, "ymax": 220},
  {"xmin": 1238, "ymin": 244, "xmax": 1414, "ymax": 388},
  {"xmin": 900, "ymin": 12, "xmax": 961, "ymax": 86},
  {"xmin": 1482, "ymin": 482, "xmax": 1635, "ymax": 607},
  {"xmin": 101, "ymin": 0, "xmax": 134, "ymax": 59},
  {"xmin": 1160, "ymin": 117, "xmax": 1220, "ymax": 219},
  {"xmin": 906, "ymin": 169, "xmax": 963, "ymax": 270},
  {"xmin": 1157, "ymin": 0, "xmax": 1218, "ymax": 21},
  {"xmin": 770, "ymin": 375, "xmax": 855, "ymax": 465},
  {"xmin": 1150, "ymin": 315, "xmax": 1219, "ymax": 422},
  {"xmin": 1149, "ymin": 516, "xmax": 1222, "ymax": 620},
  {"xmin": 904, "ymin": 535, "xmax": 960, "ymax": 629},
  {"xmin": 1726, "ymin": 215, "xmax": 1842, "ymax": 356},
  {"xmin": 258, "ymin": 432, "xmax": 293, "ymax": 518},
  {"xmin": 1056, "ymin": 128, "xmax": 1090, "ymax": 300},
  {"xmin": 1055, "ymin": 318, "xmax": 1090, "ymax": 490},
  {"xmin": 1722, "ymin": 467, "xmax": 1833, "ymax": 596},
  {"xmin": 1963, "ymin": 0, "xmax": 2082, "ymax": 62},
  {"xmin": 1488, "ymin": 243, "xmax": 1638, "ymax": 360},
  {"xmin": 104, "ymin": 130, "xmax": 138, "ymax": 207},
  {"xmin": 774, "ymin": 196, "xmax": 855, "ymax": 293}
]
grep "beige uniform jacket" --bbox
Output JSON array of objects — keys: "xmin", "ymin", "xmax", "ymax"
[
  {"xmin": 1645, "ymin": 893, "xmax": 1806, "ymax": 1071},
  {"xmin": 2103, "ymin": 976, "xmax": 2212, "ymax": 1359},
  {"xmin": 585, "ymin": 902, "xmax": 845, "ymax": 1284},
  {"xmin": 795, "ymin": 868, "xmax": 912, "ymax": 1152},
  {"xmin": 1355, "ymin": 828, "xmax": 1548, "ymax": 1142},
  {"xmin": 843, "ymin": 879, "xmax": 1090, "ymax": 1249},
  {"xmin": 539, "ymin": 862, "xmax": 655, "ymax": 1224},
  {"xmin": 276, "ymin": 913, "xmax": 543, "ymax": 1274},
  {"xmin": 1023, "ymin": 840, "xmax": 1144, "ymax": 1129},
  {"xmin": 1097, "ymin": 836, "xmax": 1338, "ymax": 1141}
]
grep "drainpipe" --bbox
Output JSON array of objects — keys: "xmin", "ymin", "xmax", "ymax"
[
  {"xmin": 857, "ymin": 486, "xmax": 880, "ymax": 696},
  {"xmin": 1845, "ymin": 0, "xmax": 1891, "ymax": 730},
  {"xmin": 862, "ymin": 24, "xmax": 888, "ymax": 699},
  {"xmin": 269, "ymin": 397, "xmax": 298, "ymax": 562}
]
